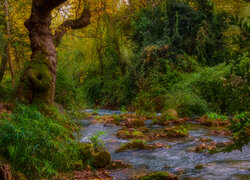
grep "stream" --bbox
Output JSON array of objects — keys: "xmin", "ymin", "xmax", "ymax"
[{"xmin": 79, "ymin": 109, "xmax": 250, "ymax": 180}]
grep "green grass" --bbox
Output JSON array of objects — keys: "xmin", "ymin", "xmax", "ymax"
[{"xmin": 0, "ymin": 104, "xmax": 80, "ymax": 178}]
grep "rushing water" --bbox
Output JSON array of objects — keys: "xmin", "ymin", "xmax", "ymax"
[{"xmin": 79, "ymin": 109, "xmax": 250, "ymax": 180}]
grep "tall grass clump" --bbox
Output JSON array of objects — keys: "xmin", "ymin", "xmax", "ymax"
[{"xmin": 0, "ymin": 104, "xmax": 79, "ymax": 178}]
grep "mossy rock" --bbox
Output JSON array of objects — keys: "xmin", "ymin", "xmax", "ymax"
[
  {"xmin": 138, "ymin": 127, "xmax": 150, "ymax": 133},
  {"xmin": 117, "ymin": 129, "xmax": 145, "ymax": 139},
  {"xmin": 92, "ymin": 150, "xmax": 111, "ymax": 168},
  {"xmin": 195, "ymin": 164, "xmax": 204, "ymax": 169},
  {"xmin": 79, "ymin": 143, "xmax": 93, "ymax": 162},
  {"xmin": 78, "ymin": 143, "xmax": 111, "ymax": 168},
  {"xmin": 138, "ymin": 171, "xmax": 178, "ymax": 180},
  {"xmin": 116, "ymin": 140, "xmax": 148, "ymax": 152},
  {"xmin": 164, "ymin": 126, "xmax": 188, "ymax": 138},
  {"xmin": 125, "ymin": 119, "xmax": 145, "ymax": 128}
]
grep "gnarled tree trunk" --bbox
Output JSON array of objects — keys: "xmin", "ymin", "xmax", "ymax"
[{"xmin": 17, "ymin": 0, "xmax": 90, "ymax": 105}]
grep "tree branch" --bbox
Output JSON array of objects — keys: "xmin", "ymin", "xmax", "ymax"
[
  {"xmin": 34, "ymin": 0, "xmax": 67, "ymax": 13},
  {"xmin": 53, "ymin": 6, "xmax": 91, "ymax": 47}
]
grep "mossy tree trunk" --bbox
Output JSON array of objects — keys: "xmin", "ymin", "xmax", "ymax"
[{"xmin": 17, "ymin": 0, "xmax": 90, "ymax": 105}]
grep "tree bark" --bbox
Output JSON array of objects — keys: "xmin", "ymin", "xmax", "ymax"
[
  {"xmin": 0, "ymin": 0, "xmax": 14, "ymax": 87},
  {"xmin": 17, "ymin": 0, "xmax": 90, "ymax": 105},
  {"xmin": 0, "ymin": 44, "xmax": 8, "ymax": 83}
]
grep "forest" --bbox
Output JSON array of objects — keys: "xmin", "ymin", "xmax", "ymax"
[{"xmin": 0, "ymin": 0, "xmax": 249, "ymax": 179}]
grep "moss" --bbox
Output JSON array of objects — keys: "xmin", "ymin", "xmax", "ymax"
[
  {"xmin": 138, "ymin": 127, "xmax": 150, "ymax": 133},
  {"xmin": 116, "ymin": 139, "xmax": 148, "ymax": 152},
  {"xmin": 117, "ymin": 129, "xmax": 145, "ymax": 139},
  {"xmin": 138, "ymin": 171, "xmax": 177, "ymax": 180},
  {"xmin": 164, "ymin": 126, "xmax": 188, "ymax": 138},
  {"xmin": 19, "ymin": 52, "xmax": 53, "ymax": 105},
  {"xmin": 79, "ymin": 143, "xmax": 94, "ymax": 164},
  {"xmin": 112, "ymin": 115, "xmax": 121, "ymax": 125},
  {"xmin": 92, "ymin": 151, "xmax": 111, "ymax": 168},
  {"xmin": 115, "ymin": 139, "xmax": 166, "ymax": 153},
  {"xmin": 78, "ymin": 143, "xmax": 111, "ymax": 169},
  {"xmin": 195, "ymin": 164, "xmax": 204, "ymax": 169},
  {"xmin": 153, "ymin": 109, "xmax": 178, "ymax": 126},
  {"xmin": 124, "ymin": 119, "xmax": 145, "ymax": 128}
]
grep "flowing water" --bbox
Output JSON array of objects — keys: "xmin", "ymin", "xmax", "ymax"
[{"xmin": 79, "ymin": 109, "xmax": 250, "ymax": 180}]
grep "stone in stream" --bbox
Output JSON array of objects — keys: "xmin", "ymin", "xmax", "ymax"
[
  {"xmin": 78, "ymin": 143, "xmax": 111, "ymax": 169},
  {"xmin": 138, "ymin": 171, "xmax": 178, "ymax": 180},
  {"xmin": 194, "ymin": 164, "xmax": 204, "ymax": 169}
]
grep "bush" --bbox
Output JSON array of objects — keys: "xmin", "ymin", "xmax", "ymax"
[
  {"xmin": 0, "ymin": 104, "xmax": 79, "ymax": 178},
  {"xmin": 165, "ymin": 91, "xmax": 209, "ymax": 117},
  {"xmin": 167, "ymin": 64, "xmax": 232, "ymax": 115}
]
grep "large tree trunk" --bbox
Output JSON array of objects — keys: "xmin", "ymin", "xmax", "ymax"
[
  {"xmin": 17, "ymin": 1, "xmax": 60, "ymax": 105},
  {"xmin": 17, "ymin": 0, "xmax": 90, "ymax": 105}
]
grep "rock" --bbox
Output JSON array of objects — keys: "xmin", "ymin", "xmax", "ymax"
[
  {"xmin": 186, "ymin": 146, "xmax": 197, "ymax": 153},
  {"xmin": 138, "ymin": 171, "xmax": 178, "ymax": 180},
  {"xmin": 117, "ymin": 129, "xmax": 145, "ymax": 139},
  {"xmin": 195, "ymin": 164, "xmax": 204, "ymax": 169},
  {"xmin": 164, "ymin": 126, "xmax": 188, "ymax": 138},
  {"xmin": 109, "ymin": 160, "xmax": 131, "ymax": 169},
  {"xmin": 79, "ymin": 143, "xmax": 111, "ymax": 169},
  {"xmin": 116, "ymin": 139, "xmax": 147, "ymax": 152},
  {"xmin": 92, "ymin": 150, "xmax": 111, "ymax": 168},
  {"xmin": 79, "ymin": 143, "xmax": 93, "ymax": 162},
  {"xmin": 124, "ymin": 119, "xmax": 145, "ymax": 128},
  {"xmin": 116, "ymin": 140, "xmax": 167, "ymax": 153}
]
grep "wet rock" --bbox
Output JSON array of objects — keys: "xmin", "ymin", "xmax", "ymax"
[
  {"xmin": 124, "ymin": 118, "xmax": 145, "ymax": 128},
  {"xmin": 115, "ymin": 139, "xmax": 168, "ymax": 152},
  {"xmin": 138, "ymin": 127, "xmax": 150, "ymax": 133},
  {"xmin": 164, "ymin": 126, "xmax": 188, "ymax": 138},
  {"xmin": 117, "ymin": 129, "xmax": 145, "ymax": 139},
  {"xmin": 198, "ymin": 117, "xmax": 230, "ymax": 127},
  {"xmin": 138, "ymin": 171, "xmax": 178, "ymax": 180},
  {"xmin": 79, "ymin": 143, "xmax": 111, "ymax": 169},
  {"xmin": 116, "ymin": 139, "xmax": 148, "ymax": 152},
  {"xmin": 198, "ymin": 137, "xmax": 212, "ymax": 143},
  {"xmin": 186, "ymin": 146, "xmax": 197, "ymax": 153},
  {"xmin": 195, "ymin": 164, "xmax": 204, "ymax": 169},
  {"xmin": 92, "ymin": 151, "xmax": 111, "ymax": 168},
  {"xmin": 109, "ymin": 160, "xmax": 131, "ymax": 169}
]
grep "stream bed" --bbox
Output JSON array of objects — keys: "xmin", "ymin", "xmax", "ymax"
[{"xmin": 79, "ymin": 109, "xmax": 250, "ymax": 180}]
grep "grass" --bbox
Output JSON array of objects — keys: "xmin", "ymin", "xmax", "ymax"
[{"xmin": 0, "ymin": 104, "xmax": 80, "ymax": 178}]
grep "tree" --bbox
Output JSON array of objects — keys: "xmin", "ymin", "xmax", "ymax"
[
  {"xmin": 0, "ymin": 0, "xmax": 15, "ymax": 87},
  {"xmin": 16, "ymin": 0, "xmax": 91, "ymax": 105}
]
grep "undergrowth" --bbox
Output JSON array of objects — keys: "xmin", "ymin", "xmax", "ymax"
[{"xmin": 0, "ymin": 104, "xmax": 79, "ymax": 178}]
